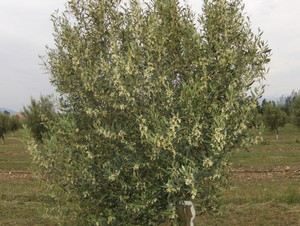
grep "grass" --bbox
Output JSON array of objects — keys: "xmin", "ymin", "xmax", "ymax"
[
  {"xmin": 197, "ymin": 203, "xmax": 300, "ymax": 226},
  {"xmin": 196, "ymin": 124, "xmax": 300, "ymax": 225},
  {"xmin": 230, "ymin": 150, "xmax": 300, "ymax": 168},
  {"xmin": 223, "ymin": 180, "xmax": 300, "ymax": 204},
  {"xmin": 0, "ymin": 131, "xmax": 54, "ymax": 226},
  {"xmin": 0, "ymin": 134, "xmax": 31, "ymax": 171},
  {"xmin": 0, "ymin": 179, "xmax": 52, "ymax": 226},
  {"xmin": 0, "ymin": 125, "xmax": 300, "ymax": 225}
]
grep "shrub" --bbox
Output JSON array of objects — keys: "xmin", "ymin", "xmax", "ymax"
[{"xmin": 27, "ymin": 0, "xmax": 270, "ymax": 224}]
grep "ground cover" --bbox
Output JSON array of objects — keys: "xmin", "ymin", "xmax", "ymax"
[
  {"xmin": 0, "ymin": 131, "xmax": 54, "ymax": 226},
  {"xmin": 0, "ymin": 125, "xmax": 299, "ymax": 225},
  {"xmin": 197, "ymin": 124, "xmax": 300, "ymax": 225}
]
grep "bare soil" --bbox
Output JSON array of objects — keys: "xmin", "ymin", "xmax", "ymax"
[
  {"xmin": 230, "ymin": 167, "xmax": 300, "ymax": 181},
  {"xmin": 0, "ymin": 170, "xmax": 33, "ymax": 179}
]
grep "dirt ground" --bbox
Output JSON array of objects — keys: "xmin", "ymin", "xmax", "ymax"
[
  {"xmin": 230, "ymin": 167, "xmax": 300, "ymax": 181},
  {"xmin": 0, "ymin": 170, "xmax": 33, "ymax": 179},
  {"xmin": 1, "ymin": 167, "xmax": 300, "ymax": 180}
]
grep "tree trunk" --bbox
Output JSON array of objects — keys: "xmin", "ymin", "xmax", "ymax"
[
  {"xmin": 1, "ymin": 134, "xmax": 4, "ymax": 145},
  {"xmin": 276, "ymin": 128, "xmax": 279, "ymax": 140}
]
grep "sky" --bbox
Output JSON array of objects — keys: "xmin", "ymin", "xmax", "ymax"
[{"xmin": 0, "ymin": 0, "xmax": 299, "ymax": 111}]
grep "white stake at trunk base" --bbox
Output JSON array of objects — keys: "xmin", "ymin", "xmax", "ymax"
[{"xmin": 176, "ymin": 201, "xmax": 196, "ymax": 226}]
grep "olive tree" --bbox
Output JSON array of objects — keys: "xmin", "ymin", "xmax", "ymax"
[
  {"xmin": 291, "ymin": 95, "xmax": 300, "ymax": 127},
  {"xmin": 23, "ymin": 95, "xmax": 56, "ymax": 142},
  {"xmin": 27, "ymin": 0, "xmax": 270, "ymax": 224},
  {"xmin": 263, "ymin": 102, "xmax": 287, "ymax": 139},
  {"xmin": 9, "ymin": 115, "xmax": 22, "ymax": 134},
  {"xmin": 0, "ymin": 113, "xmax": 10, "ymax": 144}
]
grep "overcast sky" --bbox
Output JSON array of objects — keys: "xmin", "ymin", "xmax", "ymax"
[{"xmin": 1, "ymin": 0, "xmax": 299, "ymax": 111}]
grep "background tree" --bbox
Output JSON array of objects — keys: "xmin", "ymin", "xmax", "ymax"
[
  {"xmin": 284, "ymin": 90, "xmax": 299, "ymax": 116},
  {"xmin": 275, "ymin": 90, "xmax": 299, "ymax": 119},
  {"xmin": 23, "ymin": 95, "xmax": 56, "ymax": 142},
  {"xmin": 262, "ymin": 102, "xmax": 287, "ymax": 139},
  {"xmin": 291, "ymin": 95, "xmax": 300, "ymax": 128},
  {"xmin": 0, "ymin": 113, "xmax": 10, "ymax": 144},
  {"xmin": 3, "ymin": 110, "xmax": 10, "ymax": 116},
  {"xmin": 9, "ymin": 116, "xmax": 22, "ymax": 134},
  {"xmin": 27, "ymin": 0, "xmax": 270, "ymax": 225}
]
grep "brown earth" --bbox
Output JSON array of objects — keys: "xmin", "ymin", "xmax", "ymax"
[
  {"xmin": 230, "ymin": 167, "xmax": 300, "ymax": 181},
  {"xmin": 1, "ymin": 168, "xmax": 299, "ymax": 180},
  {"xmin": 0, "ymin": 170, "xmax": 33, "ymax": 179}
]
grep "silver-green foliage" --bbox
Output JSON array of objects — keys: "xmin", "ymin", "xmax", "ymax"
[
  {"xmin": 23, "ymin": 95, "xmax": 56, "ymax": 142},
  {"xmin": 262, "ymin": 102, "xmax": 287, "ymax": 134},
  {"xmin": 29, "ymin": 0, "xmax": 270, "ymax": 224},
  {"xmin": 291, "ymin": 96, "xmax": 300, "ymax": 127}
]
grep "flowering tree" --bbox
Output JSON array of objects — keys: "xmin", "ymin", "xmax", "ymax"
[{"xmin": 27, "ymin": 0, "xmax": 270, "ymax": 224}]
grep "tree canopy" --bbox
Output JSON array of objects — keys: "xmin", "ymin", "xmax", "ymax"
[
  {"xmin": 27, "ymin": 0, "xmax": 270, "ymax": 224},
  {"xmin": 23, "ymin": 95, "xmax": 56, "ymax": 142},
  {"xmin": 291, "ymin": 95, "xmax": 300, "ymax": 127},
  {"xmin": 0, "ymin": 113, "xmax": 10, "ymax": 144},
  {"xmin": 262, "ymin": 102, "xmax": 287, "ymax": 139}
]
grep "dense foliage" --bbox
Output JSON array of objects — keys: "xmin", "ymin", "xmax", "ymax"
[
  {"xmin": 265, "ymin": 90, "xmax": 300, "ymax": 129},
  {"xmin": 291, "ymin": 96, "xmax": 300, "ymax": 127},
  {"xmin": 23, "ymin": 95, "xmax": 56, "ymax": 142},
  {"xmin": 0, "ymin": 113, "xmax": 22, "ymax": 144},
  {"xmin": 9, "ymin": 115, "xmax": 22, "ymax": 133},
  {"xmin": 0, "ymin": 113, "xmax": 10, "ymax": 144},
  {"xmin": 27, "ymin": 0, "xmax": 270, "ymax": 224},
  {"xmin": 262, "ymin": 102, "xmax": 287, "ymax": 139}
]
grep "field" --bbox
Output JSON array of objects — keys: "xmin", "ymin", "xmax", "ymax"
[
  {"xmin": 0, "ymin": 130, "xmax": 54, "ymax": 226},
  {"xmin": 197, "ymin": 124, "xmax": 300, "ymax": 225},
  {"xmin": 0, "ymin": 125, "xmax": 300, "ymax": 225}
]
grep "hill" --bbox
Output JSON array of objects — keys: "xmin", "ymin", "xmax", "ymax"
[{"xmin": 0, "ymin": 107, "xmax": 18, "ymax": 115}]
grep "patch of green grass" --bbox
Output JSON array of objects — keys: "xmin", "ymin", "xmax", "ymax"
[
  {"xmin": 0, "ymin": 157, "xmax": 31, "ymax": 171},
  {"xmin": 282, "ymin": 186, "xmax": 300, "ymax": 204},
  {"xmin": 197, "ymin": 202, "xmax": 300, "ymax": 226},
  {"xmin": 0, "ymin": 178, "xmax": 42, "ymax": 200},
  {"xmin": 0, "ymin": 135, "xmax": 31, "ymax": 171},
  {"xmin": 0, "ymin": 200, "xmax": 53, "ymax": 226},
  {"xmin": 230, "ymin": 150, "xmax": 300, "ymax": 168},
  {"xmin": 229, "ymin": 124, "xmax": 300, "ymax": 168},
  {"xmin": 198, "ymin": 124, "xmax": 300, "ymax": 225},
  {"xmin": 0, "ymin": 178, "xmax": 54, "ymax": 226},
  {"xmin": 0, "ymin": 131, "xmax": 54, "ymax": 225},
  {"xmin": 0, "ymin": 149, "xmax": 31, "ymax": 170},
  {"xmin": 222, "ymin": 179, "xmax": 300, "ymax": 204}
]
